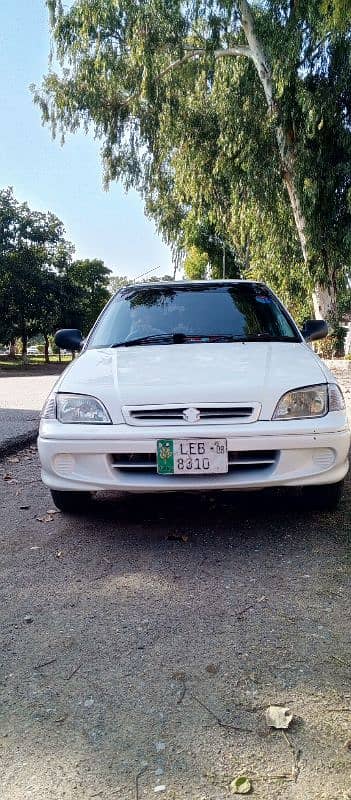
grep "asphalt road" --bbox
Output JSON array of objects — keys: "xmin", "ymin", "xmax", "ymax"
[
  {"xmin": 1, "ymin": 449, "xmax": 350, "ymax": 800},
  {"xmin": 0, "ymin": 372, "xmax": 59, "ymax": 454}
]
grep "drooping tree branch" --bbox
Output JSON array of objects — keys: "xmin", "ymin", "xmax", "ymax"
[{"xmin": 164, "ymin": 44, "xmax": 252, "ymax": 72}]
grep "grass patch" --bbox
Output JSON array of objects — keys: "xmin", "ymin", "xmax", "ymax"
[{"xmin": 0, "ymin": 355, "xmax": 72, "ymax": 370}]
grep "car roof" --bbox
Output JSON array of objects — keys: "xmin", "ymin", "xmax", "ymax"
[{"xmin": 117, "ymin": 279, "xmax": 268, "ymax": 292}]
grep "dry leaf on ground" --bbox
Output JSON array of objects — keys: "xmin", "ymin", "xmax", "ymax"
[
  {"xmin": 265, "ymin": 705, "xmax": 293, "ymax": 729},
  {"xmin": 206, "ymin": 663, "xmax": 219, "ymax": 675}
]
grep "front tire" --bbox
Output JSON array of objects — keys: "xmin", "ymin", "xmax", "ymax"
[
  {"xmin": 50, "ymin": 489, "xmax": 92, "ymax": 513},
  {"xmin": 301, "ymin": 480, "xmax": 344, "ymax": 512}
]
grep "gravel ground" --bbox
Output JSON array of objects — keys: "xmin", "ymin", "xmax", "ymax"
[
  {"xmin": 0, "ymin": 360, "xmax": 350, "ymax": 800},
  {"xmin": 1, "ymin": 479, "xmax": 351, "ymax": 798}
]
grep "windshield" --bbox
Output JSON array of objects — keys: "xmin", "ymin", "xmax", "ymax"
[{"xmin": 87, "ymin": 283, "xmax": 300, "ymax": 348}]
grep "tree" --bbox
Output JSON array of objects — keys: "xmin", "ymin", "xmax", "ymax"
[
  {"xmin": 60, "ymin": 259, "xmax": 111, "ymax": 334},
  {"xmin": 182, "ymin": 215, "xmax": 241, "ymax": 279},
  {"xmin": 109, "ymin": 273, "xmax": 176, "ymax": 294},
  {"xmin": 0, "ymin": 187, "xmax": 73, "ymax": 355},
  {"xmin": 0, "ymin": 189, "xmax": 112, "ymax": 357},
  {"xmin": 109, "ymin": 275, "xmax": 130, "ymax": 294},
  {"xmin": 35, "ymin": 270, "xmax": 64, "ymax": 362},
  {"xmin": 34, "ymin": 0, "xmax": 351, "ymax": 321},
  {"xmin": 184, "ymin": 246, "xmax": 209, "ymax": 280}
]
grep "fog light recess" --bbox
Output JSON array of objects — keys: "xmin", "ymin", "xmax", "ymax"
[
  {"xmin": 53, "ymin": 454, "xmax": 75, "ymax": 476},
  {"xmin": 312, "ymin": 448, "xmax": 335, "ymax": 470}
]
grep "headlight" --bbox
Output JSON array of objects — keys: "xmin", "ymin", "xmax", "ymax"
[
  {"xmin": 55, "ymin": 393, "xmax": 112, "ymax": 424},
  {"xmin": 272, "ymin": 383, "xmax": 344, "ymax": 420}
]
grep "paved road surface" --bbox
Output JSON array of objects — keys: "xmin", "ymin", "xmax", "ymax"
[
  {"xmin": 0, "ymin": 373, "xmax": 59, "ymax": 454},
  {"xmin": 0, "ymin": 443, "xmax": 350, "ymax": 798}
]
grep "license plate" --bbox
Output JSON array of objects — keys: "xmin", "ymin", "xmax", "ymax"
[{"xmin": 157, "ymin": 439, "xmax": 228, "ymax": 475}]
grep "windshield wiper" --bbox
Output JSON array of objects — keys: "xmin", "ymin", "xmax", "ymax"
[
  {"xmin": 111, "ymin": 333, "xmax": 248, "ymax": 347},
  {"xmin": 111, "ymin": 334, "xmax": 182, "ymax": 347},
  {"xmin": 110, "ymin": 332, "xmax": 292, "ymax": 348}
]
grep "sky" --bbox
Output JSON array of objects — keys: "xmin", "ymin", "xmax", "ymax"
[{"xmin": 0, "ymin": 1, "xmax": 174, "ymax": 278}]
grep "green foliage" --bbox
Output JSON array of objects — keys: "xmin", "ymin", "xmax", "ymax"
[
  {"xmin": 0, "ymin": 188, "xmax": 111, "ymax": 351},
  {"xmin": 35, "ymin": 0, "xmax": 351, "ymax": 319},
  {"xmin": 321, "ymin": 0, "xmax": 351, "ymax": 32},
  {"xmin": 0, "ymin": 187, "xmax": 73, "ymax": 350},
  {"xmin": 184, "ymin": 246, "xmax": 209, "ymax": 279},
  {"xmin": 62, "ymin": 258, "xmax": 111, "ymax": 332},
  {"xmin": 109, "ymin": 274, "xmax": 130, "ymax": 294},
  {"xmin": 315, "ymin": 317, "xmax": 346, "ymax": 358},
  {"xmin": 109, "ymin": 273, "xmax": 176, "ymax": 293}
]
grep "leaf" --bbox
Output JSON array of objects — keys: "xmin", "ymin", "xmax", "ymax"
[
  {"xmin": 230, "ymin": 776, "xmax": 252, "ymax": 794},
  {"xmin": 7, "ymin": 456, "xmax": 19, "ymax": 463},
  {"xmin": 36, "ymin": 514, "xmax": 54, "ymax": 523},
  {"xmin": 206, "ymin": 663, "xmax": 219, "ymax": 675},
  {"xmin": 265, "ymin": 705, "xmax": 293, "ymax": 729}
]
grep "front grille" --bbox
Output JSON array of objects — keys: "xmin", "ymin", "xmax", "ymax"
[
  {"xmin": 123, "ymin": 404, "xmax": 260, "ymax": 426},
  {"xmin": 112, "ymin": 453, "xmax": 157, "ymax": 471},
  {"xmin": 111, "ymin": 450, "xmax": 278, "ymax": 474}
]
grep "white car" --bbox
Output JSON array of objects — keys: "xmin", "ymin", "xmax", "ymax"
[
  {"xmin": 27, "ymin": 346, "xmax": 40, "ymax": 355},
  {"xmin": 38, "ymin": 280, "xmax": 350, "ymax": 513}
]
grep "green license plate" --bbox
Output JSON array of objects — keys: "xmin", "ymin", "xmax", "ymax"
[{"xmin": 157, "ymin": 438, "xmax": 228, "ymax": 475}]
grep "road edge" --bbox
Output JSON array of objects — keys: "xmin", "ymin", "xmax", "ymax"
[{"xmin": 0, "ymin": 428, "xmax": 38, "ymax": 459}]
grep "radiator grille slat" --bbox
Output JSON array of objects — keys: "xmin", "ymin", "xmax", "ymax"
[
  {"xmin": 123, "ymin": 404, "xmax": 260, "ymax": 426},
  {"xmin": 111, "ymin": 450, "xmax": 278, "ymax": 474}
]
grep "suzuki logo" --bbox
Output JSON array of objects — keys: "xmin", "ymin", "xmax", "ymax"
[{"xmin": 183, "ymin": 407, "xmax": 201, "ymax": 423}]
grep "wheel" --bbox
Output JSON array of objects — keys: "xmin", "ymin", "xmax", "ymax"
[
  {"xmin": 301, "ymin": 480, "xmax": 344, "ymax": 512},
  {"xmin": 50, "ymin": 489, "xmax": 92, "ymax": 513}
]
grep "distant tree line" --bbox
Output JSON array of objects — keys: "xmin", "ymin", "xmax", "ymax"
[{"xmin": 0, "ymin": 188, "xmax": 157, "ymax": 360}]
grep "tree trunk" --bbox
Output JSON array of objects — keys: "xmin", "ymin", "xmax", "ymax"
[
  {"xmin": 312, "ymin": 283, "xmax": 337, "ymax": 321},
  {"xmin": 21, "ymin": 330, "xmax": 28, "ymax": 358},
  {"xmin": 44, "ymin": 334, "xmax": 50, "ymax": 364},
  {"xmin": 9, "ymin": 338, "xmax": 16, "ymax": 359},
  {"xmin": 238, "ymin": 0, "xmax": 336, "ymax": 319}
]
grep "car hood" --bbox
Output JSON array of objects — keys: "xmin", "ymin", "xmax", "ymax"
[{"xmin": 57, "ymin": 342, "xmax": 329, "ymax": 422}]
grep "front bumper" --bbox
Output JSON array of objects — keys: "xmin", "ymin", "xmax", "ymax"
[{"xmin": 38, "ymin": 414, "xmax": 350, "ymax": 493}]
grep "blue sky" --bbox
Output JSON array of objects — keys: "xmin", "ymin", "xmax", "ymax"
[{"xmin": 0, "ymin": 1, "xmax": 173, "ymax": 278}]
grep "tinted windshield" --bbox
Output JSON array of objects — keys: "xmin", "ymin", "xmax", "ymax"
[{"xmin": 87, "ymin": 284, "xmax": 299, "ymax": 348}]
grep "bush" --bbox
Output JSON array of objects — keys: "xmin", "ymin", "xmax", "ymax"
[{"xmin": 315, "ymin": 321, "xmax": 346, "ymax": 359}]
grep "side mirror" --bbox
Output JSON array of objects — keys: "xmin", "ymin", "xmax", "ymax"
[
  {"xmin": 301, "ymin": 319, "xmax": 328, "ymax": 342},
  {"xmin": 55, "ymin": 329, "xmax": 83, "ymax": 351}
]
